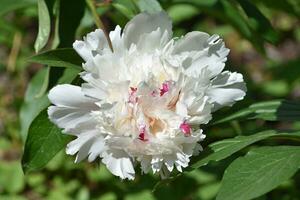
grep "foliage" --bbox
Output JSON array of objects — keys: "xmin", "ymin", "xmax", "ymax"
[{"xmin": 0, "ymin": 0, "xmax": 300, "ymax": 199}]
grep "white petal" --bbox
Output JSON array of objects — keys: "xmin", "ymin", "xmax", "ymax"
[
  {"xmin": 207, "ymin": 71, "xmax": 246, "ymax": 111},
  {"xmin": 48, "ymin": 84, "xmax": 98, "ymax": 132},
  {"xmin": 172, "ymin": 31, "xmax": 210, "ymax": 54},
  {"xmin": 101, "ymin": 150, "xmax": 135, "ymax": 180},
  {"xmin": 48, "ymin": 84, "xmax": 97, "ymax": 108},
  {"xmin": 66, "ymin": 131, "xmax": 106, "ymax": 163},
  {"xmin": 73, "ymin": 29, "xmax": 109, "ymax": 62},
  {"xmin": 123, "ymin": 11, "xmax": 172, "ymax": 49},
  {"xmin": 171, "ymin": 33, "xmax": 230, "ymax": 78}
]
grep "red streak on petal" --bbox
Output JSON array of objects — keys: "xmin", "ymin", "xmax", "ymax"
[
  {"xmin": 180, "ymin": 121, "xmax": 191, "ymax": 136},
  {"xmin": 138, "ymin": 125, "xmax": 148, "ymax": 141},
  {"xmin": 160, "ymin": 82, "xmax": 170, "ymax": 96},
  {"xmin": 129, "ymin": 87, "xmax": 138, "ymax": 103}
]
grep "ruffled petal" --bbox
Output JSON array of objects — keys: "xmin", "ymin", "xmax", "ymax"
[
  {"xmin": 66, "ymin": 131, "xmax": 106, "ymax": 163},
  {"xmin": 170, "ymin": 32, "xmax": 230, "ymax": 79},
  {"xmin": 73, "ymin": 29, "xmax": 109, "ymax": 62},
  {"xmin": 207, "ymin": 71, "xmax": 246, "ymax": 111},
  {"xmin": 101, "ymin": 150, "xmax": 135, "ymax": 180},
  {"xmin": 123, "ymin": 11, "xmax": 172, "ymax": 50},
  {"xmin": 48, "ymin": 84, "xmax": 98, "ymax": 132}
]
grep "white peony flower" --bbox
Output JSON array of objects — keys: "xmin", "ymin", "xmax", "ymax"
[{"xmin": 48, "ymin": 11, "xmax": 246, "ymax": 180}]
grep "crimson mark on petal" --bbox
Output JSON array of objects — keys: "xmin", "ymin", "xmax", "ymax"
[{"xmin": 180, "ymin": 121, "xmax": 191, "ymax": 136}]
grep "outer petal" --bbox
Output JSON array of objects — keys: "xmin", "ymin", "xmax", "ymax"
[
  {"xmin": 101, "ymin": 150, "xmax": 135, "ymax": 180},
  {"xmin": 207, "ymin": 71, "xmax": 246, "ymax": 111},
  {"xmin": 73, "ymin": 29, "xmax": 109, "ymax": 62},
  {"xmin": 170, "ymin": 32, "xmax": 230, "ymax": 78},
  {"xmin": 66, "ymin": 131, "xmax": 106, "ymax": 163},
  {"xmin": 48, "ymin": 84, "xmax": 98, "ymax": 132},
  {"xmin": 123, "ymin": 11, "xmax": 172, "ymax": 50}
]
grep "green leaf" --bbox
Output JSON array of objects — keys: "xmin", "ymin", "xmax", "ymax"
[
  {"xmin": 153, "ymin": 130, "xmax": 300, "ymax": 191},
  {"xmin": 24, "ymin": 67, "xmax": 49, "ymax": 102},
  {"xmin": 28, "ymin": 48, "xmax": 83, "ymax": 69},
  {"xmin": 0, "ymin": 161, "xmax": 25, "ymax": 193},
  {"xmin": 19, "ymin": 95, "xmax": 50, "ymax": 142},
  {"xmin": 20, "ymin": 68, "xmax": 50, "ymax": 141},
  {"xmin": 112, "ymin": 3, "xmax": 135, "ymax": 19},
  {"xmin": 0, "ymin": 0, "xmax": 36, "ymax": 16},
  {"xmin": 167, "ymin": 4, "xmax": 198, "ymax": 24},
  {"xmin": 51, "ymin": 0, "xmax": 61, "ymax": 48},
  {"xmin": 213, "ymin": 100, "xmax": 300, "ymax": 124},
  {"xmin": 22, "ymin": 110, "xmax": 70, "ymax": 173},
  {"xmin": 21, "ymin": 57, "xmax": 80, "ymax": 142},
  {"xmin": 34, "ymin": 0, "xmax": 51, "ymax": 53},
  {"xmin": 237, "ymin": 0, "xmax": 280, "ymax": 44},
  {"xmin": 216, "ymin": 146, "xmax": 300, "ymax": 200},
  {"xmin": 189, "ymin": 130, "xmax": 276, "ymax": 169},
  {"xmin": 135, "ymin": 0, "xmax": 162, "ymax": 13}
]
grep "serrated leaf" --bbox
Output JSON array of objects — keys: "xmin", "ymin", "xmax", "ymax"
[
  {"xmin": 213, "ymin": 100, "xmax": 300, "ymax": 124},
  {"xmin": 216, "ymin": 146, "xmax": 300, "ymax": 200},
  {"xmin": 28, "ymin": 48, "xmax": 82, "ymax": 69},
  {"xmin": 22, "ymin": 110, "xmax": 70, "ymax": 173},
  {"xmin": 135, "ymin": 0, "xmax": 162, "ymax": 13},
  {"xmin": 34, "ymin": 0, "xmax": 51, "ymax": 52}
]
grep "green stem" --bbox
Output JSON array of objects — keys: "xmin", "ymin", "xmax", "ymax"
[{"xmin": 86, "ymin": 0, "xmax": 113, "ymax": 52}]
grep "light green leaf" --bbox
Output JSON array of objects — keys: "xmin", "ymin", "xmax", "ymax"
[
  {"xmin": 113, "ymin": 3, "xmax": 135, "ymax": 19},
  {"xmin": 213, "ymin": 100, "xmax": 300, "ymax": 124},
  {"xmin": 0, "ymin": 0, "xmax": 36, "ymax": 16},
  {"xmin": 19, "ymin": 95, "xmax": 50, "ymax": 142},
  {"xmin": 167, "ymin": 4, "xmax": 198, "ymax": 24},
  {"xmin": 135, "ymin": 0, "xmax": 162, "ymax": 13},
  {"xmin": 34, "ymin": 0, "xmax": 51, "ymax": 53},
  {"xmin": 22, "ymin": 110, "xmax": 70, "ymax": 173},
  {"xmin": 20, "ymin": 68, "xmax": 50, "ymax": 141},
  {"xmin": 0, "ymin": 161, "xmax": 25, "ymax": 194},
  {"xmin": 28, "ymin": 48, "xmax": 82, "ymax": 69},
  {"xmin": 216, "ymin": 146, "xmax": 300, "ymax": 200},
  {"xmin": 51, "ymin": 0, "xmax": 61, "ymax": 49},
  {"xmin": 24, "ymin": 67, "xmax": 49, "ymax": 102}
]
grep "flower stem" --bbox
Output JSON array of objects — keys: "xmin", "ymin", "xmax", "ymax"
[{"xmin": 86, "ymin": 0, "xmax": 113, "ymax": 52}]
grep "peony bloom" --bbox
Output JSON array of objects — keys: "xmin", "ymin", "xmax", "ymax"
[{"xmin": 48, "ymin": 11, "xmax": 246, "ymax": 180}]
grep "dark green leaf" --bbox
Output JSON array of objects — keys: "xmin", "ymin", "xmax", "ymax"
[
  {"xmin": 216, "ymin": 146, "xmax": 300, "ymax": 200},
  {"xmin": 28, "ymin": 48, "xmax": 82, "ymax": 69},
  {"xmin": 153, "ymin": 130, "xmax": 300, "ymax": 191},
  {"xmin": 213, "ymin": 100, "xmax": 300, "ymax": 124},
  {"xmin": 237, "ymin": 0, "xmax": 280, "ymax": 44},
  {"xmin": 34, "ymin": 0, "xmax": 51, "ymax": 52},
  {"xmin": 22, "ymin": 110, "xmax": 70, "ymax": 173},
  {"xmin": 189, "ymin": 130, "xmax": 276, "ymax": 169}
]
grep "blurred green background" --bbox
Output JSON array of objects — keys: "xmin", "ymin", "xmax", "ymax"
[{"xmin": 0, "ymin": 0, "xmax": 300, "ymax": 199}]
